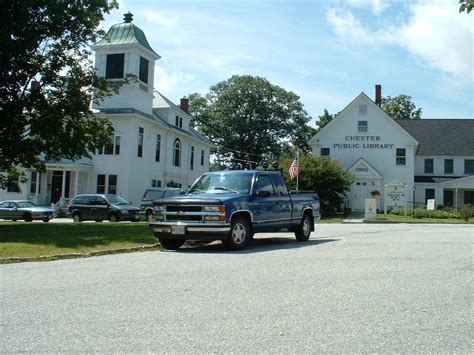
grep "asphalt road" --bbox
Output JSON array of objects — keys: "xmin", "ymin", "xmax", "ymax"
[{"xmin": 1, "ymin": 224, "xmax": 472, "ymax": 353}]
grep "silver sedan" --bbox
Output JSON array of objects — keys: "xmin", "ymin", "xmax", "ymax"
[{"xmin": 0, "ymin": 200, "xmax": 54, "ymax": 222}]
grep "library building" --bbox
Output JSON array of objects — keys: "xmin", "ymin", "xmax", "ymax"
[{"xmin": 309, "ymin": 86, "xmax": 474, "ymax": 212}]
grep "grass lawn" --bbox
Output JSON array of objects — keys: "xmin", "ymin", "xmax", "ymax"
[
  {"xmin": 0, "ymin": 221, "xmax": 158, "ymax": 261},
  {"xmin": 374, "ymin": 213, "xmax": 474, "ymax": 224}
]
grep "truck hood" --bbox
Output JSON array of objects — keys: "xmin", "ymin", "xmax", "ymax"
[{"xmin": 154, "ymin": 192, "xmax": 241, "ymax": 205}]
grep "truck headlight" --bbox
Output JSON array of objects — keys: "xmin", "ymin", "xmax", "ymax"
[{"xmin": 203, "ymin": 206, "xmax": 225, "ymax": 213}]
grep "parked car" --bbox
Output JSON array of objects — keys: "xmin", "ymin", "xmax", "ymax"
[
  {"xmin": 139, "ymin": 187, "xmax": 183, "ymax": 221},
  {"xmin": 149, "ymin": 170, "xmax": 320, "ymax": 250},
  {"xmin": 68, "ymin": 194, "xmax": 140, "ymax": 222},
  {"xmin": 0, "ymin": 200, "xmax": 54, "ymax": 222}
]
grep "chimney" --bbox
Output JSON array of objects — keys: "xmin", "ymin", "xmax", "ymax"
[
  {"xmin": 31, "ymin": 80, "xmax": 41, "ymax": 92},
  {"xmin": 180, "ymin": 97, "xmax": 189, "ymax": 113},
  {"xmin": 375, "ymin": 84, "xmax": 382, "ymax": 107}
]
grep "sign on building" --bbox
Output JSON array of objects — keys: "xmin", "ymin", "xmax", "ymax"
[
  {"xmin": 384, "ymin": 181, "xmax": 408, "ymax": 216},
  {"xmin": 426, "ymin": 199, "xmax": 435, "ymax": 211}
]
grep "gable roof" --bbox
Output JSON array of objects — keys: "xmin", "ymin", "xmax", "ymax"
[
  {"xmin": 309, "ymin": 92, "xmax": 418, "ymax": 145},
  {"xmin": 396, "ymin": 119, "xmax": 474, "ymax": 156},
  {"xmin": 153, "ymin": 92, "xmax": 188, "ymax": 115}
]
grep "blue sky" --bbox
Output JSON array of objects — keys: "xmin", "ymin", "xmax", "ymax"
[{"xmin": 102, "ymin": 0, "xmax": 473, "ymax": 125}]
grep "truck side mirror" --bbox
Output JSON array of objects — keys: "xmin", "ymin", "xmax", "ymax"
[{"xmin": 256, "ymin": 190, "xmax": 271, "ymax": 197}]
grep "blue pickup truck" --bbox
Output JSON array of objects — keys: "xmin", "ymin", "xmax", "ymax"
[{"xmin": 149, "ymin": 170, "xmax": 320, "ymax": 250}]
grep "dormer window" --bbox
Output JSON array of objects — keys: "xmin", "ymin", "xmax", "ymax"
[
  {"xmin": 175, "ymin": 115, "xmax": 183, "ymax": 128},
  {"xmin": 106, "ymin": 53, "xmax": 124, "ymax": 79},
  {"xmin": 139, "ymin": 57, "xmax": 149, "ymax": 83},
  {"xmin": 358, "ymin": 121, "xmax": 368, "ymax": 132}
]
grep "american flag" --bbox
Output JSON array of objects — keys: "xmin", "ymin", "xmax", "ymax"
[{"xmin": 289, "ymin": 158, "xmax": 299, "ymax": 180}]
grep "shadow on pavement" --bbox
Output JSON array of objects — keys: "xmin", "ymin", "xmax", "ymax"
[{"xmin": 178, "ymin": 237, "xmax": 339, "ymax": 254}]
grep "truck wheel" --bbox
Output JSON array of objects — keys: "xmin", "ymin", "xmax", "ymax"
[
  {"xmin": 295, "ymin": 213, "xmax": 312, "ymax": 242},
  {"xmin": 223, "ymin": 217, "xmax": 253, "ymax": 250},
  {"xmin": 158, "ymin": 237, "xmax": 184, "ymax": 250}
]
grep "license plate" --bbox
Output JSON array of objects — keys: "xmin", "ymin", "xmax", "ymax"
[{"xmin": 171, "ymin": 225, "xmax": 185, "ymax": 235}]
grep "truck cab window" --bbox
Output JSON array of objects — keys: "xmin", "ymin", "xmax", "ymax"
[{"xmin": 256, "ymin": 175, "xmax": 275, "ymax": 194}]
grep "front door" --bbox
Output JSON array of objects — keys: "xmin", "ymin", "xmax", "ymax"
[
  {"xmin": 352, "ymin": 181, "xmax": 369, "ymax": 211},
  {"xmin": 50, "ymin": 171, "xmax": 63, "ymax": 204}
]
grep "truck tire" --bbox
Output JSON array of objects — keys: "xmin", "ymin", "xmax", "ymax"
[
  {"xmin": 146, "ymin": 210, "xmax": 154, "ymax": 222},
  {"xmin": 295, "ymin": 213, "xmax": 312, "ymax": 242},
  {"xmin": 223, "ymin": 216, "xmax": 253, "ymax": 250},
  {"xmin": 158, "ymin": 237, "xmax": 184, "ymax": 250}
]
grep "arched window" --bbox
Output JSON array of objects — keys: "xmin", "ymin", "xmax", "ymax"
[{"xmin": 173, "ymin": 138, "xmax": 181, "ymax": 167}]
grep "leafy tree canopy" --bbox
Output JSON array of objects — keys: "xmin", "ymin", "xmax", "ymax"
[
  {"xmin": 280, "ymin": 154, "xmax": 353, "ymax": 214},
  {"xmin": 459, "ymin": 0, "xmax": 474, "ymax": 13},
  {"xmin": 0, "ymin": 0, "xmax": 118, "ymax": 187},
  {"xmin": 188, "ymin": 75, "xmax": 315, "ymax": 166},
  {"xmin": 315, "ymin": 109, "xmax": 335, "ymax": 132},
  {"xmin": 381, "ymin": 95, "xmax": 422, "ymax": 120}
]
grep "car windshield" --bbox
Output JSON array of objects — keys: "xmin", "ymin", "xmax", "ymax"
[
  {"xmin": 143, "ymin": 190, "xmax": 165, "ymax": 201},
  {"xmin": 188, "ymin": 173, "xmax": 252, "ymax": 194},
  {"xmin": 106, "ymin": 196, "xmax": 130, "ymax": 205},
  {"xmin": 17, "ymin": 201, "xmax": 37, "ymax": 208}
]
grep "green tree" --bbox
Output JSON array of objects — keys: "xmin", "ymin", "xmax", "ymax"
[
  {"xmin": 315, "ymin": 109, "xmax": 335, "ymax": 132},
  {"xmin": 188, "ymin": 75, "xmax": 315, "ymax": 166},
  {"xmin": 381, "ymin": 95, "xmax": 422, "ymax": 120},
  {"xmin": 281, "ymin": 155, "xmax": 353, "ymax": 214},
  {"xmin": 0, "ymin": 0, "xmax": 118, "ymax": 188},
  {"xmin": 459, "ymin": 0, "xmax": 474, "ymax": 13}
]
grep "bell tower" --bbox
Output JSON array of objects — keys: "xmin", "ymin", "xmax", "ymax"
[{"xmin": 92, "ymin": 12, "xmax": 161, "ymax": 115}]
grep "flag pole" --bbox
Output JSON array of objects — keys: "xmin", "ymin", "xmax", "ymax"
[{"xmin": 296, "ymin": 150, "xmax": 299, "ymax": 192}]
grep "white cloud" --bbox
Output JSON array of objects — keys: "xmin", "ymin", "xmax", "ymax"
[
  {"xmin": 327, "ymin": 0, "xmax": 473, "ymax": 80},
  {"xmin": 346, "ymin": 0, "xmax": 389, "ymax": 14},
  {"xmin": 154, "ymin": 65, "xmax": 198, "ymax": 94}
]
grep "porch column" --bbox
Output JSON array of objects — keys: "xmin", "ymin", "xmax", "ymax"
[
  {"xmin": 455, "ymin": 188, "xmax": 458, "ymax": 209},
  {"xmin": 74, "ymin": 170, "xmax": 79, "ymax": 197},
  {"xmin": 61, "ymin": 170, "xmax": 66, "ymax": 200},
  {"xmin": 34, "ymin": 171, "xmax": 40, "ymax": 202}
]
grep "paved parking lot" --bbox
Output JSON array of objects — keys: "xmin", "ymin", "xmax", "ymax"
[{"xmin": 1, "ymin": 223, "xmax": 472, "ymax": 352}]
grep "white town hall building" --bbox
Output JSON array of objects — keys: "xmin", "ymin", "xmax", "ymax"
[
  {"xmin": 0, "ymin": 13, "xmax": 213, "ymax": 207},
  {"xmin": 309, "ymin": 86, "xmax": 474, "ymax": 212}
]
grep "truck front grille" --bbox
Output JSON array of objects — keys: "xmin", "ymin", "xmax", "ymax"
[
  {"xmin": 166, "ymin": 215, "xmax": 203, "ymax": 221},
  {"xmin": 166, "ymin": 205, "xmax": 202, "ymax": 213}
]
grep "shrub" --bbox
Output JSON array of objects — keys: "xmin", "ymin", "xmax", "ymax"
[{"xmin": 459, "ymin": 204, "xmax": 472, "ymax": 222}]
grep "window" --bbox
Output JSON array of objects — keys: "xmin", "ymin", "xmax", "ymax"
[
  {"xmin": 108, "ymin": 175, "xmax": 117, "ymax": 194},
  {"xmin": 321, "ymin": 148, "xmax": 330, "ymax": 156},
  {"xmin": 396, "ymin": 148, "xmax": 406, "ymax": 166},
  {"xmin": 151, "ymin": 179, "xmax": 162, "ymax": 188},
  {"xmin": 465, "ymin": 159, "xmax": 474, "ymax": 174},
  {"xmin": 105, "ymin": 53, "xmax": 124, "ymax": 79},
  {"xmin": 444, "ymin": 159, "xmax": 453, "ymax": 174},
  {"xmin": 465, "ymin": 191, "xmax": 474, "ymax": 204},
  {"xmin": 444, "ymin": 190, "xmax": 454, "ymax": 207},
  {"xmin": 155, "ymin": 134, "xmax": 161, "ymax": 162},
  {"xmin": 138, "ymin": 127, "xmax": 144, "ymax": 157},
  {"xmin": 30, "ymin": 171, "xmax": 41, "ymax": 194},
  {"xmin": 201, "ymin": 150, "xmax": 205, "ymax": 166},
  {"xmin": 97, "ymin": 174, "xmax": 106, "ymax": 194},
  {"xmin": 6, "ymin": 176, "xmax": 19, "ymax": 192},
  {"xmin": 173, "ymin": 138, "xmax": 181, "ymax": 167},
  {"xmin": 97, "ymin": 174, "xmax": 117, "ymax": 194},
  {"xmin": 358, "ymin": 121, "xmax": 368, "ymax": 132},
  {"xmin": 139, "ymin": 56, "xmax": 149, "ymax": 83},
  {"xmin": 425, "ymin": 188, "xmax": 435, "ymax": 204},
  {"xmin": 175, "ymin": 116, "xmax": 183, "ymax": 128},
  {"xmin": 358, "ymin": 104, "xmax": 367, "ymax": 115},
  {"xmin": 190, "ymin": 146, "xmax": 194, "ymax": 170},
  {"xmin": 98, "ymin": 134, "xmax": 120, "ymax": 155},
  {"xmin": 424, "ymin": 159, "xmax": 434, "ymax": 174},
  {"xmin": 256, "ymin": 175, "xmax": 275, "ymax": 194}
]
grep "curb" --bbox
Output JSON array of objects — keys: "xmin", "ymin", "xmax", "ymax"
[{"xmin": 0, "ymin": 243, "xmax": 162, "ymax": 264}]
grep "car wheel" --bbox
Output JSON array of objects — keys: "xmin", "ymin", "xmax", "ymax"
[
  {"xmin": 108, "ymin": 212, "xmax": 119, "ymax": 222},
  {"xmin": 146, "ymin": 210, "xmax": 154, "ymax": 222},
  {"xmin": 158, "ymin": 237, "xmax": 184, "ymax": 250},
  {"xmin": 12, "ymin": 219, "xmax": 17, "ymax": 222},
  {"xmin": 295, "ymin": 213, "xmax": 312, "ymax": 242},
  {"xmin": 223, "ymin": 216, "xmax": 253, "ymax": 250},
  {"xmin": 73, "ymin": 213, "xmax": 82, "ymax": 223},
  {"xmin": 42, "ymin": 219, "xmax": 50, "ymax": 223},
  {"xmin": 23, "ymin": 213, "xmax": 33, "ymax": 222}
]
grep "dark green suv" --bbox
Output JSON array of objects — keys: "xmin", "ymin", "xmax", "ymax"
[{"xmin": 68, "ymin": 194, "xmax": 140, "ymax": 222}]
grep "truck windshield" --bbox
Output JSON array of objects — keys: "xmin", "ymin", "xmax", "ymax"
[{"xmin": 188, "ymin": 173, "xmax": 252, "ymax": 194}]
